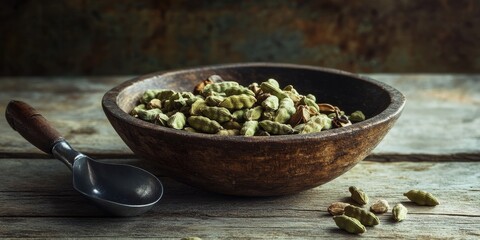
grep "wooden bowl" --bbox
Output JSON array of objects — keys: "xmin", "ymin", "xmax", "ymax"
[{"xmin": 102, "ymin": 63, "xmax": 405, "ymax": 196}]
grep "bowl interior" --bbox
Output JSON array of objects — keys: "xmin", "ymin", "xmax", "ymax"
[{"xmin": 116, "ymin": 64, "xmax": 392, "ymax": 122}]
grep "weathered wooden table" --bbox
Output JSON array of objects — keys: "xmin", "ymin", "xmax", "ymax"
[{"xmin": 0, "ymin": 75, "xmax": 479, "ymax": 239}]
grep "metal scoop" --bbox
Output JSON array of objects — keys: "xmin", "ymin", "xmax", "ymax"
[{"xmin": 5, "ymin": 100, "xmax": 163, "ymax": 217}]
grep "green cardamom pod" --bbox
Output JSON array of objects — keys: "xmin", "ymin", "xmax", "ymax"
[
  {"xmin": 284, "ymin": 91, "xmax": 302, "ymax": 103},
  {"xmin": 136, "ymin": 108, "xmax": 163, "ymax": 122},
  {"xmin": 202, "ymin": 81, "xmax": 240, "ymax": 95},
  {"xmin": 344, "ymin": 205, "xmax": 380, "ymax": 226},
  {"xmin": 147, "ymin": 98, "xmax": 162, "ymax": 109},
  {"xmin": 255, "ymin": 130, "xmax": 270, "ymax": 136},
  {"xmin": 306, "ymin": 93, "xmax": 316, "ymax": 102},
  {"xmin": 266, "ymin": 78, "xmax": 280, "ymax": 88},
  {"xmin": 219, "ymin": 94, "xmax": 257, "ymax": 110},
  {"xmin": 216, "ymin": 129, "xmax": 240, "ymax": 136},
  {"xmin": 201, "ymin": 106, "xmax": 234, "ymax": 123},
  {"xmin": 349, "ymin": 186, "xmax": 369, "ymax": 205},
  {"xmin": 283, "ymin": 85, "xmax": 299, "ymax": 95},
  {"xmin": 274, "ymin": 108, "xmax": 290, "ymax": 124},
  {"xmin": 333, "ymin": 215, "xmax": 366, "ymax": 234},
  {"xmin": 184, "ymin": 127, "xmax": 198, "ymax": 133},
  {"xmin": 248, "ymin": 82, "xmax": 261, "ymax": 95},
  {"xmin": 240, "ymin": 120, "xmax": 259, "ymax": 136},
  {"xmin": 224, "ymin": 86, "xmax": 255, "ymax": 96},
  {"xmin": 262, "ymin": 95, "xmax": 279, "ymax": 111},
  {"xmin": 141, "ymin": 89, "xmax": 162, "ymax": 104},
  {"xmin": 181, "ymin": 91, "xmax": 195, "ymax": 99},
  {"xmin": 293, "ymin": 123, "xmax": 306, "ymax": 133},
  {"xmin": 392, "ymin": 203, "xmax": 408, "ymax": 222},
  {"xmin": 154, "ymin": 112, "xmax": 170, "ymax": 126},
  {"xmin": 205, "ymin": 95, "xmax": 225, "ymax": 106},
  {"xmin": 156, "ymin": 89, "xmax": 176, "ymax": 102},
  {"xmin": 187, "ymin": 95, "xmax": 204, "ymax": 106},
  {"xmin": 300, "ymin": 96, "xmax": 320, "ymax": 113},
  {"xmin": 245, "ymin": 106, "xmax": 263, "ymax": 121},
  {"xmin": 274, "ymin": 98, "xmax": 296, "ymax": 124},
  {"xmin": 222, "ymin": 121, "xmax": 242, "ymax": 130},
  {"xmin": 300, "ymin": 114, "xmax": 331, "ymax": 134},
  {"xmin": 403, "ymin": 190, "xmax": 439, "ymax": 206},
  {"xmin": 131, "ymin": 104, "xmax": 146, "ymax": 117},
  {"xmin": 259, "ymin": 120, "xmax": 294, "ymax": 135},
  {"xmin": 232, "ymin": 109, "xmax": 247, "ymax": 123},
  {"xmin": 260, "ymin": 82, "xmax": 289, "ymax": 100},
  {"xmin": 167, "ymin": 112, "xmax": 186, "ymax": 130},
  {"xmin": 187, "ymin": 116, "xmax": 223, "ymax": 134},
  {"xmin": 171, "ymin": 92, "xmax": 187, "ymax": 109},
  {"xmin": 261, "ymin": 110, "xmax": 276, "ymax": 121},
  {"xmin": 349, "ymin": 111, "xmax": 366, "ymax": 122},
  {"xmin": 189, "ymin": 98, "xmax": 207, "ymax": 116}
]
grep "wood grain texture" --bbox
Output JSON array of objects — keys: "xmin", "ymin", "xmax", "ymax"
[
  {"xmin": 0, "ymin": 158, "xmax": 478, "ymax": 239},
  {"xmin": 1, "ymin": 75, "xmax": 479, "ymax": 161},
  {"xmin": 4, "ymin": 100, "xmax": 64, "ymax": 154}
]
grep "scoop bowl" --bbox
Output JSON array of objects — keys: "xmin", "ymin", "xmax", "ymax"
[{"xmin": 102, "ymin": 63, "xmax": 405, "ymax": 196}]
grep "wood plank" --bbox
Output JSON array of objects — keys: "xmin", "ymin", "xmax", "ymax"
[
  {"xmin": 370, "ymin": 74, "xmax": 480, "ymax": 157},
  {"xmin": 0, "ymin": 75, "xmax": 479, "ymax": 160},
  {"xmin": 0, "ymin": 158, "xmax": 479, "ymax": 238},
  {"xmin": 0, "ymin": 76, "xmax": 133, "ymax": 156}
]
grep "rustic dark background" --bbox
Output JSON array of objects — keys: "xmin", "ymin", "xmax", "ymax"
[{"xmin": 1, "ymin": 0, "xmax": 479, "ymax": 75}]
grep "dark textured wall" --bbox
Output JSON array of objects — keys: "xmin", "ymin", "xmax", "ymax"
[{"xmin": 1, "ymin": 0, "xmax": 479, "ymax": 75}]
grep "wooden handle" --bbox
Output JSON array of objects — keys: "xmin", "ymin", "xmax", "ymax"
[{"xmin": 5, "ymin": 100, "xmax": 64, "ymax": 154}]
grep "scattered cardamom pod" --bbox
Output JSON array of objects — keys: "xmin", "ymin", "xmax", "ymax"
[
  {"xmin": 344, "ymin": 205, "xmax": 380, "ymax": 226},
  {"xmin": 404, "ymin": 190, "xmax": 439, "ymax": 206},
  {"xmin": 349, "ymin": 186, "xmax": 369, "ymax": 205},
  {"xmin": 333, "ymin": 215, "xmax": 366, "ymax": 234},
  {"xmin": 181, "ymin": 237, "xmax": 202, "ymax": 240},
  {"xmin": 370, "ymin": 199, "xmax": 390, "ymax": 214},
  {"xmin": 392, "ymin": 203, "xmax": 408, "ymax": 222},
  {"xmin": 328, "ymin": 202, "xmax": 350, "ymax": 216}
]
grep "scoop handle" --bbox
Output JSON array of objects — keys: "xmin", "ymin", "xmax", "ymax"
[{"xmin": 5, "ymin": 100, "xmax": 64, "ymax": 154}]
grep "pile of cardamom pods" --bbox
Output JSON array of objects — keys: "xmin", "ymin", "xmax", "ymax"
[
  {"xmin": 130, "ymin": 75, "xmax": 365, "ymax": 136},
  {"xmin": 329, "ymin": 187, "xmax": 440, "ymax": 234}
]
